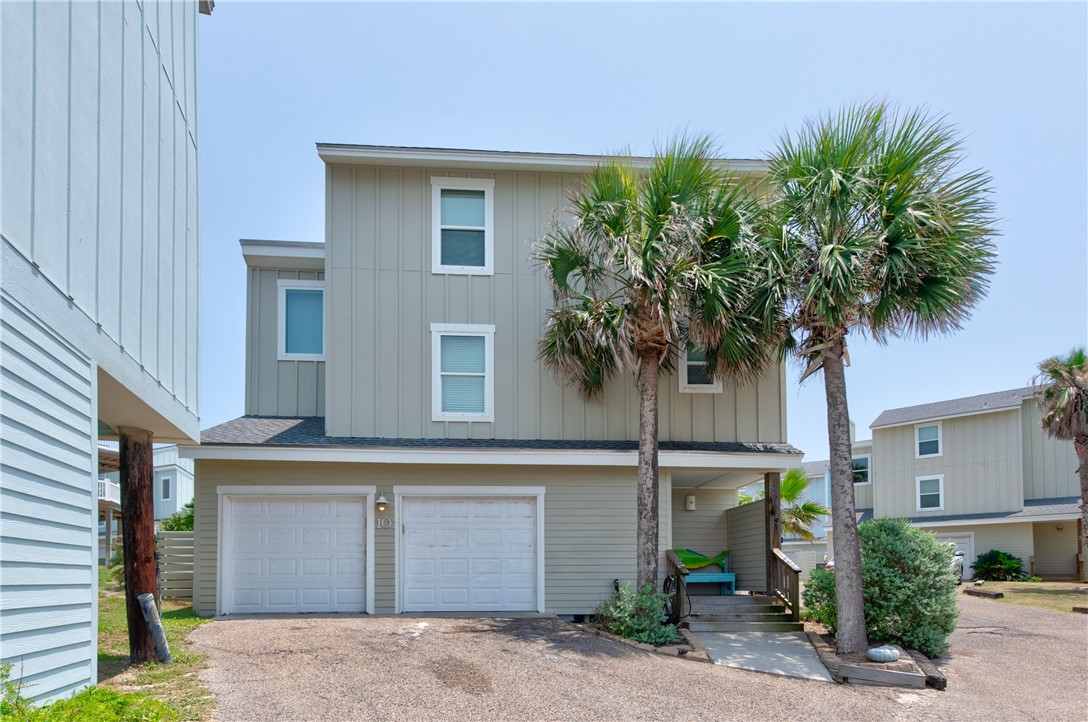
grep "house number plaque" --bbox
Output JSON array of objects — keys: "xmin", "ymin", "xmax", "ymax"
[{"xmin": 376, "ymin": 517, "xmax": 393, "ymax": 529}]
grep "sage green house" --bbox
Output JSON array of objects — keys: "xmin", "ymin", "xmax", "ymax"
[
  {"xmin": 184, "ymin": 146, "xmax": 801, "ymax": 618},
  {"xmin": 824, "ymin": 388, "xmax": 1082, "ymax": 580}
]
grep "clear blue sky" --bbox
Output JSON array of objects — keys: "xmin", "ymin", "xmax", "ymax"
[{"xmin": 198, "ymin": 2, "xmax": 1087, "ymax": 461}]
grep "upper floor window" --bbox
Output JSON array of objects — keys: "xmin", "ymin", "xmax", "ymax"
[
  {"xmin": 916, "ymin": 475, "xmax": 944, "ymax": 511},
  {"xmin": 915, "ymin": 422, "xmax": 941, "ymax": 458},
  {"xmin": 431, "ymin": 177, "xmax": 494, "ymax": 275},
  {"xmin": 277, "ymin": 279, "xmax": 325, "ymax": 361},
  {"xmin": 431, "ymin": 323, "xmax": 495, "ymax": 422},
  {"xmin": 679, "ymin": 346, "xmax": 721, "ymax": 393},
  {"xmin": 851, "ymin": 455, "xmax": 871, "ymax": 485},
  {"xmin": 161, "ymin": 476, "xmax": 172, "ymax": 501}
]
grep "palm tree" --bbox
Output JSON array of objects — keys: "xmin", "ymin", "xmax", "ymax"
[
  {"xmin": 739, "ymin": 468, "xmax": 830, "ymax": 541},
  {"xmin": 754, "ymin": 102, "xmax": 998, "ymax": 653},
  {"xmin": 1033, "ymin": 347, "xmax": 1088, "ymax": 582},
  {"xmin": 534, "ymin": 137, "xmax": 775, "ymax": 589}
]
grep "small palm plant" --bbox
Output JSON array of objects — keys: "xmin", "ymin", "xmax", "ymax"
[
  {"xmin": 534, "ymin": 136, "xmax": 777, "ymax": 588},
  {"xmin": 738, "ymin": 468, "xmax": 829, "ymax": 541},
  {"xmin": 1033, "ymin": 347, "xmax": 1088, "ymax": 581},
  {"xmin": 753, "ymin": 102, "xmax": 998, "ymax": 653}
]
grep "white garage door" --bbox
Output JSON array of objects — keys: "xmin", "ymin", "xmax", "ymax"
[
  {"xmin": 402, "ymin": 496, "xmax": 537, "ymax": 612},
  {"xmin": 935, "ymin": 533, "xmax": 974, "ymax": 580},
  {"xmin": 227, "ymin": 496, "xmax": 366, "ymax": 614}
]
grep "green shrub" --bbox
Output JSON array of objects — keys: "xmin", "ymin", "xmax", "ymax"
[
  {"xmin": 971, "ymin": 549, "xmax": 1026, "ymax": 581},
  {"xmin": 1024, "ymin": 575, "xmax": 1043, "ymax": 583},
  {"xmin": 158, "ymin": 502, "xmax": 194, "ymax": 532},
  {"xmin": 802, "ymin": 517, "xmax": 959, "ymax": 658},
  {"xmin": 2, "ymin": 666, "xmax": 176, "ymax": 722},
  {"xmin": 594, "ymin": 583, "xmax": 680, "ymax": 646}
]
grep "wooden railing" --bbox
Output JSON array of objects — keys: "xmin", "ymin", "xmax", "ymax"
[
  {"xmin": 665, "ymin": 550, "xmax": 690, "ymax": 623},
  {"xmin": 769, "ymin": 548, "xmax": 801, "ymax": 622}
]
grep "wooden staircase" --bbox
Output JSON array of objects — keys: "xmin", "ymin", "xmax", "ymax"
[{"xmin": 684, "ymin": 593, "xmax": 804, "ymax": 633}]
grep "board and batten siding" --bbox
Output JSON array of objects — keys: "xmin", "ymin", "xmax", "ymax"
[
  {"xmin": 0, "ymin": 293, "xmax": 97, "ymax": 702},
  {"xmin": 872, "ymin": 410, "xmax": 1024, "ymax": 520},
  {"xmin": 192, "ymin": 460, "xmax": 673, "ymax": 616},
  {"xmin": 852, "ymin": 441, "xmax": 874, "ymax": 510},
  {"xmin": 244, "ymin": 268, "xmax": 326, "ymax": 417},
  {"xmin": 1021, "ymin": 401, "xmax": 1079, "ymax": 501},
  {"xmin": 323, "ymin": 165, "xmax": 786, "ymax": 444},
  {"xmin": 725, "ymin": 501, "xmax": 766, "ymax": 592},
  {"xmin": 1, "ymin": 0, "xmax": 201, "ymax": 424}
]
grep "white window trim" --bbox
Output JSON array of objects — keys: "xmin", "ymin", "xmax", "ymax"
[
  {"xmin": 162, "ymin": 476, "xmax": 172, "ymax": 501},
  {"xmin": 277, "ymin": 278, "xmax": 326, "ymax": 361},
  {"xmin": 430, "ymin": 177, "xmax": 495, "ymax": 276},
  {"xmin": 431, "ymin": 323, "xmax": 495, "ymax": 422},
  {"xmin": 678, "ymin": 344, "xmax": 722, "ymax": 393},
  {"xmin": 851, "ymin": 454, "xmax": 872, "ymax": 486},
  {"xmin": 915, "ymin": 420, "xmax": 942, "ymax": 459},
  {"xmin": 215, "ymin": 485, "xmax": 376, "ymax": 616},
  {"xmin": 915, "ymin": 474, "xmax": 945, "ymax": 512},
  {"xmin": 393, "ymin": 485, "xmax": 546, "ymax": 614}
]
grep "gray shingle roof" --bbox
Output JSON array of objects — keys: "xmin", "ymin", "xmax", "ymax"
[
  {"xmin": 802, "ymin": 460, "xmax": 829, "ymax": 476},
  {"xmin": 200, "ymin": 416, "xmax": 803, "ymax": 455},
  {"xmin": 906, "ymin": 497, "xmax": 1080, "ymax": 524},
  {"xmin": 871, "ymin": 387, "xmax": 1033, "ymax": 429}
]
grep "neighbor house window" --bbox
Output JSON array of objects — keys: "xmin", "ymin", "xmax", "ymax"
[
  {"xmin": 916, "ymin": 475, "xmax": 944, "ymax": 511},
  {"xmin": 679, "ymin": 346, "xmax": 721, "ymax": 393},
  {"xmin": 277, "ymin": 279, "xmax": 325, "ymax": 360},
  {"xmin": 162, "ymin": 476, "xmax": 172, "ymax": 501},
  {"xmin": 431, "ymin": 323, "xmax": 495, "ymax": 421},
  {"xmin": 431, "ymin": 177, "xmax": 494, "ymax": 275},
  {"xmin": 852, "ymin": 455, "xmax": 871, "ymax": 485},
  {"xmin": 916, "ymin": 422, "xmax": 942, "ymax": 458}
]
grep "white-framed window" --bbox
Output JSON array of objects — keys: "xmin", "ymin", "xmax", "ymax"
[
  {"xmin": 162, "ymin": 476, "xmax": 172, "ymax": 501},
  {"xmin": 915, "ymin": 421, "xmax": 942, "ymax": 458},
  {"xmin": 851, "ymin": 455, "xmax": 871, "ymax": 485},
  {"xmin": 679, "ymin": 345, "xmax": 721, "ymax": 393},
  {"xmin": 916, "ymin": 475, "xmax": 944, "ymax": 511},
  {"xmin": 277, "ymin": 279, "xmax": 325, "ymax": 361},
  {"xmin": 431, "ymin": 323, "xmax": 495, "ymax": 422},
  {"xmin": 431, "ymin": 177, "xmax": 495, "ymax": 275}
]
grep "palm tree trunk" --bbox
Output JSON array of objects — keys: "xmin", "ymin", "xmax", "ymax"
[
  {"xmin": 822, "ymin": 347, "xmax": 868, "ymax": 654},
  {"xmin": 635, "ymin": 354, "xmax": 661, "ymax": 590},
  {"xmin": 1076, "ymin": 433, "xmax": 1088, "ymax": 583}
]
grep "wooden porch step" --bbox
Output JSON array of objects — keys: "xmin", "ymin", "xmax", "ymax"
[
  {"xmin": 686, "ymin": 594, "xmax": 778, "ymax": 606},
  {"xmin": 688, "ymin": 611, "xmax": 794, "ymax": 623},
  {"xmin": 686, "ymin": 620, "xmax": 805, "ymax": 633}
]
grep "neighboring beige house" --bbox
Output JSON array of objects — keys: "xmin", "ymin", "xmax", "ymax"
[
  {"xmin": 1, "ymin": 0, "xmax": 210, "ymax": 702},
  {"xmin": 183, "ymin": 145, "xmax": 802, "ymax": 618},
  {"xmin": 824, "ymin": 388, "xmax": 1081, "ymax": 580}
]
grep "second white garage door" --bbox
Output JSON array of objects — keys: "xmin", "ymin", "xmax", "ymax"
[
  {"xmin": 401, "ymin": 495, "xmax": 538, "ymax": 612},
  {"xmin": 226, "ymin": 496, "xmax": 367, "ymax": 614}
]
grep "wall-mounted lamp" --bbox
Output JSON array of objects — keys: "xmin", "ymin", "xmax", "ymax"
[
  {"xmin": 1056, "ymin": 524, "xmax": 1063, "ymax": 532},
  {"xmin": 685, "ymin": 494, "xmax": 696, "ymax": 512},
  {"xmin": 376, "ymin": 494, "xmax": 388, "ymax": 513}
]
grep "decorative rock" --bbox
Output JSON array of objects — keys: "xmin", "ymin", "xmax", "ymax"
[
  {"xmin": 657, "ymin": 646, "xmax": 680, "ymax": 656},
  {"xmin": 867, "ymin": 645, "xmax": 900, "ymax": 663}
]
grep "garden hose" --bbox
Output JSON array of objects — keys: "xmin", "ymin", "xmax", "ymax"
[{"xmin": 662, "ymin": 574, "xmax": 691, "ymax": 625}]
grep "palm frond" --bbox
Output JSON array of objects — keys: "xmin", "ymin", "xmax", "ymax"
[{"xmin": 1032, "ymin": 347, "xmax": 1088, "ymax": 441}]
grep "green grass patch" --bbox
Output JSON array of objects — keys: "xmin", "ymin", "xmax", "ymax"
[
  {"xmin": 972, "ymin": 581, "xmax": 1087, "ymax": 614},
  {"xmin": 2, "ymin": 685, "xmax": 178, "ymax": 722},
  {"xmin": 97, "ymin": 594, "xmax": 213, "ymax": 722}
]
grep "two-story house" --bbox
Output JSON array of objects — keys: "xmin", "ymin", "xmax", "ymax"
[
  {"xmin": 1, "ymin": 0, "xmax": 210, "ymax": 701},
  {"xmin": 821, "ymin": 388, "xmax": 1081, "ymax": 580},
  {"xmin": 184, "ymin": 145, "xmax": 802, "ymax": 618}
]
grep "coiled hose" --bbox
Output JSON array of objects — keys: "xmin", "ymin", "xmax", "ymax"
[{"xmin": 662, "ymin": 574, "xmax": 691, "ymax": 625}]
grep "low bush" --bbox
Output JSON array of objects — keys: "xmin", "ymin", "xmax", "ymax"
[
  {"xmin": 802, "ymin": 517, "xmax": 959, "ymax": 658},
  {"xmin": 2, "ymin": 665, "xmax": 176, "ymax": 722},
  {"xmin": 159, "ymin": 502, "xmax": 194, "ymax": 532},
  {"xmin": 971, "ymin": 550, "xmax": 1026, "ymax": 581},
  {"xmin": 594, "ymin": 583, "xmax": 680, "ymax": 646}
]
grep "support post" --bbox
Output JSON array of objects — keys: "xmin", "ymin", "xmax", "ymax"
[
  {"xmin": 765, "ymin": 471, "xmax": 781, "ymax": 595},
  {"xmin": 104, "ymin": 507, "xmax": 113, "ymax": 564},
  {"xmin": 120, "ymin": 427, "xmax": 157, "ymax": 664}
]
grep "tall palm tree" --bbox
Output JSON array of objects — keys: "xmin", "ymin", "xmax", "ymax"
[
  {"xmin": 1033, "ymin": 348, "xmax": 1088, "ymax": 582},
  {"xmin": 754, "ymin": 103, "xmax": 998, "ymax": 653},
  {"xmin": 739, "ymin": 468, "xmax": 830, "ymax": 541},
  {"xmin": 534, "ymin": 137, "xmax": 775, "ymax": 589}
]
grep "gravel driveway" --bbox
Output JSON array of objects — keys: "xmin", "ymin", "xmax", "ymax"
[{"xmin": 189, "ymin": 595, "xmax": 1087, "ymax": 721}]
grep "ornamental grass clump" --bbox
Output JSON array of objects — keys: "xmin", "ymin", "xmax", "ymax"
[
  {"xmin": 594, "ymin": 583, "xmax": 680, "ymax": 646},
  {"xmin": 971, "ymin": 549, "xmax": 1027, "ymax": 581},
  {"xmin": 803, "ymin": 517, "xmax": 959, "ymax": 658}
]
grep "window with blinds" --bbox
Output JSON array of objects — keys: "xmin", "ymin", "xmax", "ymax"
[
  {"xmin": 277, "ymin": 279, "xmax": 325, "ymax": 360},
  {"xmin": 431, "ymin": 178, "xmax": 494, "ymax": 275},
  {"xmin": 430, "ymin": 324, "xmax": 495, "ymax": 421},
  {"xmin": 679, "ymin": 345, "xmax": 721, "ymax": 392}
]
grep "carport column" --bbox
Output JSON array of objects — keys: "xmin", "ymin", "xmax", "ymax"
[
  {"xmin": 105, "ymin": 507, "xmax": 113, "ymax": 563},
  {"xmin": 764, "ymin": 471, "xmax": 781, "ymax": 595},
  {"xmin": 119, "ymin": 427, "xmax": 157, "ymax": 664}
]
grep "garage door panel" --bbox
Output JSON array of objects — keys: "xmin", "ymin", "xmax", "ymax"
[
  {"xmin": 402, "ymin": 495, "xmax": 537, "ymax": 612},
  {"xmin": 226, "ymin": 496, "xmax": 367, "ymax": 614}
]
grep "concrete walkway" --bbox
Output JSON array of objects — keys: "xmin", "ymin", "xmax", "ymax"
[{"xmin": 692, "ymin": 631, "xmax": 835, "ymax": 682}]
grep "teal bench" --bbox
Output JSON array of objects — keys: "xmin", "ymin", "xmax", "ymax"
[{"xmin": 684, "ymin": 554, "xmax": 736, "ymax": 596}]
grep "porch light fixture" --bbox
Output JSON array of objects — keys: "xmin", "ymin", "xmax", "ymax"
[{"xmin": 376, "ymin": 495, "xmax": 388, "ymax": 513}]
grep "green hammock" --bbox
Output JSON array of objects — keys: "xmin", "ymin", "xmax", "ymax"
[{"xmin": 674, "ymin": 548, "xmax": 729, "ymax": 570}]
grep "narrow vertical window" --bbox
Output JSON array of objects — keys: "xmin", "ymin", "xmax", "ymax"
[
  {"xmin": 916, "ymin": 475, "xmax": 944, "ymax": 510},
  {"xmin": 431, "ymin": 178, "xmax": 494, "ymax": 274},
  {"xmin": 162, "ymin": 476, "xmax": 172, "ymax": 501},
  {"xmin": 916, "ymin": 423, "xmax": 941, "ymax": 457},
  {"xmin": 277, "ymin": 279, "xmax": 325, "ymax": 360},
  {"xmin": 431, "ymin": 324, "xmax": 495, "ymax": 421}
]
